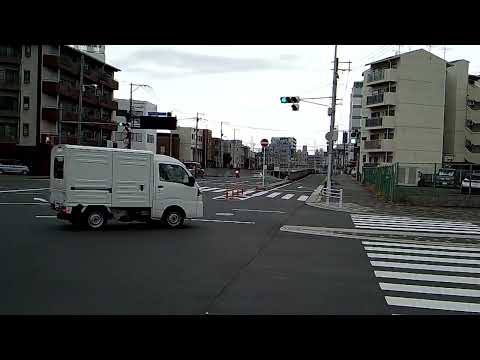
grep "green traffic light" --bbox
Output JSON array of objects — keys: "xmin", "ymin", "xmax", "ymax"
[{"xmin": 280, "ymin": 97, "xmax": 288, "ymax": 103}]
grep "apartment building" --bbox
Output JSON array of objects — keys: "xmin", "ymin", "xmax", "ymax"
[
  {"xmin": 222, "ymin": 139, "xmax": 244, "ymax": 168},
  {"xmin": 270, "ymin": 137, "xmax": 297, "ymax": 169},
  {"xmin": 157, "ymin": 132, "xmax": 180, "ymax": 158},
  {"xmin": 0, "ymin": 44, "xmax": 119, "ymax": 174},
  {"xmin": 359, "ymin": 49, "xmax": 446, "ymax": 174},
  {"xmin": 349, "ymin": 81, "xmax": 363, "ymax": 134},
  {"xmin": 443, "ymin": 60, "xmax": 480, "ymax": 164}
]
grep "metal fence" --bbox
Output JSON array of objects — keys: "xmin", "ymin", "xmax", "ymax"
[
  {"xmin": 363, "ymin": 162, "xmax": 480, "ymax": 206},
  {"xmin": 362, "ymin": 164, "xmax": 397, "ymax": 201}
]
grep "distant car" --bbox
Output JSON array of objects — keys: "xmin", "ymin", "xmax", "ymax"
[
  {"xmin": 183, "ymin": 161, "xmax": 205, "ymax": 178},
  {"xmin": 461, "ymin": 173, "xmax": 480, "ymax": 194},
  {"xmin": 0, "ymin": 161, "xmax": 30, "ymax": 175}
]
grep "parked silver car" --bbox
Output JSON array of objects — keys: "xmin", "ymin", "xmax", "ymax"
[{"xmin": 0, "ymin": 160, "xmax": 30, "ymax": 175}]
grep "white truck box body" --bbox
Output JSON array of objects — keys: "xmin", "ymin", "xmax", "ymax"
[{"xmin": 50, "ymin": 145, "xmax": 203, "ymax": 220}]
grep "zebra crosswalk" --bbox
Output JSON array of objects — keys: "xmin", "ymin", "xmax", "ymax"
[
  {"xmin": 199, "ymin": 186, "xmax": 312, "ymax": 202},
  {"xmin": 351, "ymin": 214, "xmax": 480, "ymax": 235},
  {"xmin": 363, "ymin": 240, "xmax": 480, "ymax": 314}
]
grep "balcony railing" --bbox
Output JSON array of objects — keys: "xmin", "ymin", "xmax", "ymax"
[
  {"xmin": 366, "ymin": 93, "xmax": 384, "ymax": 105},
  {"xmin": 365, "ymin": 69, "xmax": 385, "ymax": 83},
  {"xmin": 0, "ymin": 109, "xmax": 19, "ymax": 118},
  {"xmin": 58, "ymin": 82, "xmax": 80, "ymax": 99},
  {"xmin": 0, "ymin": 79, "xmax": 20, "ymax": 91},
  {"xmin": 467, "ymin": 121, "xmax": 480, "ymax": 132},
  {"xmin": 364, "ymin": 139, "xmax": 382, "ymax": 149},
  {"xmin": 0, "ymin": 135, "xmax": 17, "ymax": 143},
  {"xmin": 100, "ymin": 73, "xmax": 119, "ymax": 90},
  {"xmin": 466, "ymin": 142, "xmax": 480, "ymax": 153},
  {"xmin": 98, "ymin": 96, "xmax": 118, "ymax": 111},
  {"xmin": 365, "ymin": 117, "xmax": 383, "ymax": 127}
]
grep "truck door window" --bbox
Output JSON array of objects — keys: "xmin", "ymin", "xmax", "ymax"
[
  {"xmin": 54, "ymin": 156, "xmax": 64, "ymax": 179},
  {"xmin": 159, "ymin": 164, "xmax": 189, "ymax": 185}
]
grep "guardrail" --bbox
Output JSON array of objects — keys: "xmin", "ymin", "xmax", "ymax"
[{"xmin": 320, "ymin": 186, "xmax": 343, "ymax": 208}]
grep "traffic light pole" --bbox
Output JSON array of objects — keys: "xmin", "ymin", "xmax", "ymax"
[
  {"xmin": 262, "ymin": 147, "xmax": 266, "ymax": 188},
  {"xmin": 326, "ymin": 45, "xmax": 338, "ymax": 204}
]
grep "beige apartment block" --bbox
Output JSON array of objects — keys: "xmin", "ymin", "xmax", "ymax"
[{"xmin": 359, "ymin": 49, "xmax": 447, "ymax": 178}]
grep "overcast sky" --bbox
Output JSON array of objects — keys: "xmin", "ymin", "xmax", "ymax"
[{"xmin": 107, "ymin": 45, "xmax": 480, "ymax": 154}]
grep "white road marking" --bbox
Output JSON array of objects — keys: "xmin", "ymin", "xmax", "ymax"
[
  {"xmin": 374, "ymin": 270, "xmax": 480, "ymax": 285},
  {"xmin": 371, "ymin": 260, "xmax": 480, "ymax": 274},
  {"xmin": 352, "ymin": 224, "xmax": 480, "ymax": 235},
  {"xmin": 199, "ymin": 186, "xmax": 210, "ymax": 190},
  {"xmin": 362, "ymin": 241, "xmax": 480, "ymax": 252},
  {"xmin": 297, "ymin": 186, "xmax": 304, "ymax": 189},
  {"xmin": 0, "ymin": 188, "xmax": 50, "ymax": 193},
  {"xmin": 385, "ymin": 296, "xmax": 480, "ymax": 313},
  {"xmin": 215, "ymin": 213, "xmax": 234, "ymax": 216},
  {"xmin": 281, "ymin": 194, "xmax": 294, "ymax": 200},
  {"xmin": 352, "ymin": 214, "xmax": 473, "ymax": 225},
  {"xmin": 0, "ymin": 202, "xmax": 49, "ymax": 205},
  {"xmin": 190, "ymin": 219, "xmax": 254, "ymax": 224},
  {"xmin": 212, "ymin": 188, "xmax": 227, "ymax": 193},
  {"xmin": 266, "ymin": 192, "xmax": 281, "ymax": 198},
  {"xmin": 367, "ymin": 253, "xmax": 480, "ymax": 265},
  {"xmin": 35, "ymin": 215, "xmax": 56, "ymax": 218},
  {"xmin": 279, "ymin": 225, "xmax": 480, "ymax": 242},
  {"xmin": 231, "ymin": 209, "xmax": 286, "ymax": 214},
  {"xmin": 33, "ymin": 197, "xmax": 49, "ymax": 203},
  {"xmin": 200, "ymin": 187, "xmax": 221, "ymax": 192},
  {"xmin": 250, "ymin": 191, "xmax": 269, "ymax": 197},
  {"xmin": 379, "ymin": 282, "xmax": 480, "ymax": 298},
  {"xmin": 242, "ymin": 190, "xmax": 257, "ymax": 195},
  {"xmin": 297, "ymin": 195, "xmax": 309, "ymax": 201},
  {"xmin": 364, "ymin": 246, "xmax": 480, "ymax": 258}
]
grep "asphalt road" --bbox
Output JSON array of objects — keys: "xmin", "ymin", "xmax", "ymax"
[{"xmin": 1, "ymin": 173, "xmax": 479, "ymax": 315}]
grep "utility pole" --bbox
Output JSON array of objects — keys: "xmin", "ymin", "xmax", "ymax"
[
  {"xmin": 326, "ymin": 45, "xmax": 338, "ymax": 196},
  {"xmin": 233, "ymin": 128, "xmax": 236, "ymax": 168},
  {"xmin": 220, "ymin": 121, "xmax": 223, "ymax": 168},
  {"xmin": 78, "ymin": 54, "xmax": 84, "ymax": 145},
  {"xmin": 194, "ymin": 112, "xmax": 199, "ymax": 164},
  {"xmin": 128, "ymin": 82, "xmax": 151, "ymax": 149}
]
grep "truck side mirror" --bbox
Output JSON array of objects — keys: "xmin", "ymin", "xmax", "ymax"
[{"xmin": 188, "ymin": 176, "xmax": 195, "ymax": 187}]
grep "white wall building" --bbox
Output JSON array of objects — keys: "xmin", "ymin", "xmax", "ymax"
[
  {"xmin": 111, "ymin": 127, "xmax": 157, "ymax": 153},
  {"xmin": 114, "ymin": 99, "xmax": 157, "ymax": 124}
]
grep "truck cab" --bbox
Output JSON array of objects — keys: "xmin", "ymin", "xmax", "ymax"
[{"xmin": 50, "ymin": 145, "xmax": 203, "ymax": 230}]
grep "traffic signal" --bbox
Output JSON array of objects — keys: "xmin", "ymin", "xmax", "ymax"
[
  {"xmin": 342, "ymin": 131, "xmax": 348, "ymax": 144},
  {"xmin": 280, "ymin": 96, "xmax": 300, "ymax": 103},
  {"xmin": 291, "ymin": 104, "xmax": 300, "ymax": 111}
]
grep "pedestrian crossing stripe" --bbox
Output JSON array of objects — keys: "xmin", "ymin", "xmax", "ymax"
[
  {"xmin": 281, "ymin": 194, "xmax": 294, "ymax": 200},
  {"xmin": 351, "ymin": 214, "xmax": 480, "ymax": 235},
  {"xmin": 208, "ymin": 188, "xmax": 312, "ymax": 201},
  {"xmin": 267, "ymin": 192, "xmax": 281, "ymax": 198},
  {"xmin": 200, "ymin": 187, "xmax": 221, "ymax": 192},
  {"xmin": 364, "ymin": 240, "xmax": 480, "ymax": 314}
]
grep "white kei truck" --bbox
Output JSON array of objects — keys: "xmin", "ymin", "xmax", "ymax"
[{"xmin": 49, "ymin": 145, "xmax": 204, "ymax": 230}]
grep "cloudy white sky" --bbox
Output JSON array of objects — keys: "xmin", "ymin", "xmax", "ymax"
[{"xmin": 107, "ymin": 45, "xmax": 480, "ymax": 154}]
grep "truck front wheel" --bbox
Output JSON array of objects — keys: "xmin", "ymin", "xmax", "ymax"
[
  {"xmin": 163, "ymin": 208, "xmax": 185, "ymax": 229},
  {"xmin": 84, "ymin": 208, "xmax": 108, "ymax": 230}
]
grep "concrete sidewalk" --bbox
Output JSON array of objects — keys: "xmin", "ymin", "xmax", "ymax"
[{"xmin": 312, "ymin": 174, "xmax": 480, "ymax": 223}]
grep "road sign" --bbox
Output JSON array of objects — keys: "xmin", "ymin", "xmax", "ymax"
[
  {"xmin": 325, "ymin": 130, "xmax": 338, "ymax": 142},
  {"xmin": 260, "ymin": 138, "xmax": 269, "ymax": 147}
]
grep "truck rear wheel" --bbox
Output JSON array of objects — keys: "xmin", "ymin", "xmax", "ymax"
[
  {"xmin": 84, "ymin": 208, "xmax": 107, "ymax": 230},
  {"xmin": 163, "ymin": 208, "xmax": 185, "ymax": 229}
]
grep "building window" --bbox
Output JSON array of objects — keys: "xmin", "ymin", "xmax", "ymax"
[
  {"xmin": 0, "ymin": 96, "xmax": 18, "ymax": 111},
  {"xmin": 387, "ymin": 155, "xmax": 393, "ymax": 163},
  {"xmin": 23, "ymin": 70, "xmax": 30, "ymax": 84},
  {"xmin": 25, "ymin": 45, "xmax": 31, "ymax": 58},
  {"xmin": 23, "ymin": 96, "xmax": 29, "ymax": 110},
  {"xmin": 23, "ymin": 124, "xmax": 29, "ymax": 137},
  {"xmin": 147, "ymin": 134, "xmax": 154, "ymax": 143},
  {"xmin": 133, "ymin": 133, "xmax": 143, "ymax": 142}
]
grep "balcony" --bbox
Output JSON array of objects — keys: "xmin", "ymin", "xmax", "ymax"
[
  {"xmin": 42, "ymin": 81, "xmax": 59, "ymax": 96},
  {"xmin": 0, "ymin": 109, "xmax": 19, "ymax": 118},
  {"xmin": 364, "ymin": 68, "xmax": 397, "ymax": 86},
  {"xmin": 466, "ymin": 124, "xmax": 480, "ymax": 145},
  {"xmin": 0, "ymin": 135, "xmax": 17, "ymax": 143},
  {"xmin": 0, "ymin": 79, "xmax": 20, "ymax": 91},
  {"xmin": 98, "ymin": 96, "xmax": 118, "ymax": 111},
  {"xmin": 82, "ymin": 93, "xmax": 99, "ymax": 107},
  {"xmin": 42, "ymin": 108, "xmax": 80, "ymax": 122},
  {"xmin": 365, "ymin": 92, "xmax": 397, "ymax": 108},
  {"xmin": 465, "ymin": 143, "xmax": 480, "ymax": 164},
  {"xmin": 43, "ymin": 54, "xmax": 80, "ymax": 76},
  {"xmin": 0, "ymin": 55, "xmax": 20, "ymax": 64},
  {"xmin": 59, "ymin": 82, "xmax": 80, "ymax": 99},
  {"xmin": 99, "ymin": 73, "xmax": 119, "ymax": 90},
  {"xmin": 83, "ymin": 67, "xmax": 100, "ymax": 82},
  {"xmin": 364, "ymin": 115, "xmax": 395, "ymax": 129},
  {"xmin": 363, "ymin": 139, "xmax": 394, "ymax": 152},
  {"xmin": 467, "ymin": 107, "xmax": 480, "ymax": 123}
]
